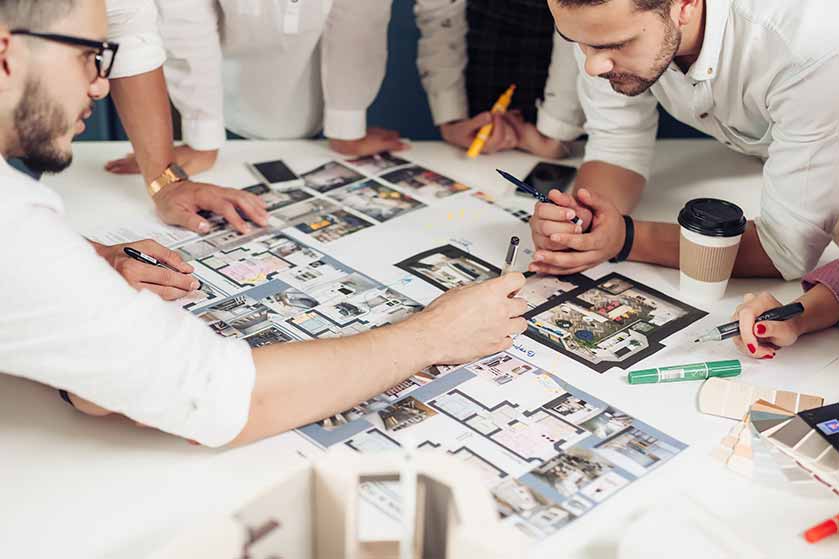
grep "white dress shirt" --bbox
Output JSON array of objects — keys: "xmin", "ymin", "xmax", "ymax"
[
  {"xmin": 0, "ymin": 158, "xmax": 255, "ymax": 448},
  {"xmin": 575, "ymin": 0, "xmax": 839, "ymax": 280},
  {"xmin": 106, "ymin": 0, "xmax": 166, "ymax": 79},
  {"xmin": 414, "ymin": 0, "xmax": 584, "ymax": 141},
  {"xmin": 149, "ymin": 0, "xmax": 392, "ymax": 150}
]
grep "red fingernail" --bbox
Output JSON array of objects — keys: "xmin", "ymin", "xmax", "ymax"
[
  {"xmin": 747, "ymin": 344, "xmax": 756, "ymax": 354},
  {"xmin": 756, "ymin": 324, "xmax": 766, "ymax": 335},
  {"xmin": 762, "ymin": 354, "xmax": 774, "ymax": 360}
]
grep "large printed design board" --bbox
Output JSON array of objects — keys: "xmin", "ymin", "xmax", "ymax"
[{"xmin": 103, "ymin": 153, "xmax": 702, "ymax": 541}]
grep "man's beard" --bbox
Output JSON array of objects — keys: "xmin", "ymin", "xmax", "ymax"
[
  {"xmin": 13, "ymin": 78, "xmax": 75, "ymax": 175},
  {"xmin": 601, "ymin": 18, "xmax": 681, "ymax": 97}
]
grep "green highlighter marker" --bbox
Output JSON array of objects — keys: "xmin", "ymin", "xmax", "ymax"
[{"xmin": 628, "ymin": 360, "xmax": 742, "ymax": 384}]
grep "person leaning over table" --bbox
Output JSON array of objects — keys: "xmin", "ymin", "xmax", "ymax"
[
  {"xmin": 730, "ymin": 223, "xmax": 839, "ymax": 360},
  {"xmin": 103, "ymin": 0, "xmax": 406, "ymax": 196},
  {"xmin": 0, "ymin": 0, "xmax": 528, "ymax": 448},
  {"xmin": 104, "ymin": 0, "xmax": 270, "ymax": 238},
  {"xmin": 525, "ymin": 0, "xmax": 839, "ymax": 281},
  {"xmin": 415, "ymin": 0, "xmax": 584, "ymax": 157}
]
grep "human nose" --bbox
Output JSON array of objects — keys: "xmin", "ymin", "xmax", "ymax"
[
  {"xmin": 89, "ymin": 76, "xmax": 110, "ymax": 100},
  {"xmin": 581, "ymin": 47, "xmax": 615, "ymax": 77}
]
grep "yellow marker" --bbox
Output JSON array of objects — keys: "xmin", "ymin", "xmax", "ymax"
[{"xmin": 467, "ymin": 84, "xmax": 517, "ymax": 159}]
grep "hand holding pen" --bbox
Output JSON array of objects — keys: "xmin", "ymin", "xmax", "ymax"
[
  {"xmin": 496, "ymin": 169, "xmax": 594, "ymax": 274},
  {"xmin": 100, "ymin": 241, "xmax": 202, "ymax": 301},
  {"xmin": 694, "ymin": 293, "xmax": 806, "ymax": 359}
]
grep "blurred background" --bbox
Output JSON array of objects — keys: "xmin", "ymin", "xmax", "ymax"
[{"xmin": 77, "ymin": 0, "xmax": 702, "ymax": 143}]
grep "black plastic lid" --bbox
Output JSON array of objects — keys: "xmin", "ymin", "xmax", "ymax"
[{"xmin": 678, "ymin": 198, "xmax": 746, "ymax": 238}]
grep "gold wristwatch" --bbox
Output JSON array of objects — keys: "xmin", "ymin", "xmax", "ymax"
[{"xmin": 147, "ymin": 163, "xmax": 189, "ymax": 197}]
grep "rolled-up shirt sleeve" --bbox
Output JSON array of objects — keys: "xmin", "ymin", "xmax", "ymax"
[
  {"xmin": 575, "ymin": 47, "xmax": 659, "ymax": 179},
  {"xmin": 754, "ymin": 55, "xmax": 839, "ymax": 280},
  {"xmin": 322, "ymin": 0, "xmax": 393, "ymax": 140},
  {"xmin": 536, "ymin": 35, "xmax": 585, "ymax": 142},
  {"xmin": 414, "ymin": 0, "xmax": 469, "ymax": 126},
  {"xmin": 156, "ymin": 0, "xmax": 226, "ymax": 151},
  {"xmin": 0, "ymin": 197, "xmax": 255, "ymax": 448},
  {"xmin": 106, "ymin": 0, "xmax": 166, "ymax": 79}
]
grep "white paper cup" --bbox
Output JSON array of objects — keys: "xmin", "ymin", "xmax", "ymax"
[{"xmin": 677, "ymin": 199, "xmax": 747, "ymax": 304}]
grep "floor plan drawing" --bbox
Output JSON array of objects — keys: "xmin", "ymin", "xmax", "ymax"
[
  {"xmin": 182, "ymin": 233, "xmax": 423, "ymax": 351},
  {"xmin": 524, "ymin": 273, "xmax": 707, "ymax": 373},
  {"xmin": 295, "ymin": 350, "xmax": 687, "ymax": 540}
]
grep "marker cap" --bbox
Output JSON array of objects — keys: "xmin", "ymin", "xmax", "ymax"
[
  {"xmin": 628, "ymin": 360, "xmax": 742, "ymax": 385},
  {"xmin": 805, "ymin": 517, "xmax": 839, "ymax": 543}
]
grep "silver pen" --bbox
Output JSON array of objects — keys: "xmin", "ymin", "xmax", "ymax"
[{"xmin": 502, "ymin": 236, "xmax": 520, "ymax": 275}]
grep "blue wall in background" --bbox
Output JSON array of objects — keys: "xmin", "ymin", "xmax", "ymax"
[{"xmin": 80, "ymin": 0, "xmax": 702, "ymax": 142}]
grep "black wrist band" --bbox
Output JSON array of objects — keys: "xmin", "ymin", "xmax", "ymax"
[
  {"xmin": 609, "ymin": 215, "xmax": 634, "ymax": 263},
  {"xmin": 59, "ymin": 389, "xmax": 76, "ymax": 408}
]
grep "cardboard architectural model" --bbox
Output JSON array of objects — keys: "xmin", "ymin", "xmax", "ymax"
[{"xmin": 150, "ymin": 449, "xmax": 525, "ymax": 559}]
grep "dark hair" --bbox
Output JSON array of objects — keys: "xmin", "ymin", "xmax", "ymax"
[
  {"xmin": 555, "ymin": 0, "xmax": 673, "ymax": 13},
  {"xmin": 0, "ymin": 1, "xmax": 77, "ymax": 30}
]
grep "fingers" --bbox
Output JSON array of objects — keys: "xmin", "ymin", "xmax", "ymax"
[
  {"xmin": 547, "ymin": 189, "xmax": 580, "ymax": 209},
  {"xmin": 576, "ymin": 188, "xmax": 609, "ymax": 211},
  {"xmin": 532, "ymin": 232, "xmax": 570, "ymax": 252},
  {"xmin": 533, "ymin": 248, "xmax": 602, "ymax": 271},
  {"xmin": 528, "ymin": 262, "xmax": 590, "ymax": 276},
  {"xmin": 534, "ymin": 202, "xmax": 578, "ymax": 223},
  {"xmin": 535, "ymin": 219, "xmax": 582, "ymax": 238},
  {"xmin": 104, "ymin": 154, "xmax": 141, "ymax": 175},
  {"xmin": 483, "ymin": 113, "xmax": 517, "ymax": 153},
  {"xmin": 204, "ymin": 196, "xmax": 251, "ymax": 235},
  {"xmin": 129, "ymin": 263, "xmax": 199, "ymax": 292},
  {"xmin": 736, "ymin": 304, "xmax": 767, "ymax": 358},
  {"xmin": 225, "ymin": 190, "xmax": 269, "ymax": 227},
  {"xmin": 754, "ymin": 320, "xmax": 790, "ymax": 350},
  {"xmin": 138, "ymin": 283, "xmax": 192, "ymax": 301},
  {"xmin": 494, "ymin": 272, "xmax": 527, "ymax": 295},
  {"xmin": 548, "ymin": 232, "xmax": 601, "ymax": 252},
  {"xmin": 507, "ymin": 297, "xmax": 529, "ymax": 318},
  {"xmin": 508, "ymin": 317, "xmax": 528, "ymax": 336},
  {"xmin": 132, "ymin": 240, "xmax": 193, "ymax": 273},
  {"xmin": 468, "ymin": 112, "xmax": 493, "ymax": 132}
]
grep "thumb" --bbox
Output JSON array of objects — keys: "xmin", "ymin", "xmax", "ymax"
[
  {"xmin": 576, "ymin": 188, "xmax": 611, "ymax": 211},
  {"xmin": 471, "ymin": 112, "xmax": 493, "ymax": 130}
]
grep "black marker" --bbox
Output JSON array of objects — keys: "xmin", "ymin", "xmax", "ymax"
[
  {"xmin": 123, "ymin": 247, "xmax": 203, "ymax": 290},
  {"xmin": 693, "ymin": 302, "xmax": 805, "ymax": 343},
  {"xmin": 496, "ymin": 169, "xmax": 583, "ymax": 226}
]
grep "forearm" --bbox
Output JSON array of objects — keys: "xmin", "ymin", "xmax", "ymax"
[
  {"xmin": 629, "ymin": 221, "xmax": 782, "ymax": 278},
  {"xmin": 790, "ymin": 284, "xmax": 839, "ymax": 336},
  {"xmin": 233, "ymin": 315, "xmax": 436, "ymax": 445},
  {"xmin": 110, "ymin": 67, "xmax": 176, "ymax": 183},
  {"xmin": 574, "ymin": 161, "xmax": 645, "ymax": 215}
]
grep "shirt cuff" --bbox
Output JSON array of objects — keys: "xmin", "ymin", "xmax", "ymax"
[
  {"xmin": 182, "ymin": 338, "xmax": 255, "ymax": 448},
  {"xmin": 536, "ymin": 100, "xmax": 585, "ymax": 142},
  {"xmin": 802, "ymin": 261, "xmax": 839, "ymax": 304},
  {"xmin": 109, "ymin": 34, "xmax": 166, "ymax": 79},
  {"xmin": 323, "ymin": 109, "xmax": 367, "ymax": 141},
  {"xmin": 182, "ymin": 118, "xmax": 227, "ymax": 152},
  {"xmin": 427, "ymin": 87, "xmax": 469, "ymax": 126}
]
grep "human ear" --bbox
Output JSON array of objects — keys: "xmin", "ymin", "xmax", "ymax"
[
  {"xmin": 0, "ymin": 29, "xmax": 14, "ymax": 91},
  {"xmin": 672, "ymin": 0, "xmax": 700, "ymax": 28}
]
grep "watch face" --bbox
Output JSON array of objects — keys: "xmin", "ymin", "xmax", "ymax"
[{"xmin": 169, "ymin": 163, "xmax": 189, "ymax": 181}]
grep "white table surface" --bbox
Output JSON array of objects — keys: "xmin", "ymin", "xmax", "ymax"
[{"xmin": 2, "ymin": 140, "xmax": 838, "ymax": 558}]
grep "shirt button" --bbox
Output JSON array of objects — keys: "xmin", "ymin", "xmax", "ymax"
[
  {"xmin": 699, "ymin": 113, "xmax": 709, "ymax": 119},
  {"xmin": 707, "ymin": 67, "xmax": 713, "ymax": 75}
]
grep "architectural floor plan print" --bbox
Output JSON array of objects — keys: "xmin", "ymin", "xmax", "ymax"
[
  {"xmin": 524, "ymin": 273, "xmax": 707, "ymax": 373},
  {"xmin": 171, "ymin": 229, "xmax": 423, "ymax": 349},
  {"xmin": 295, "ymin": 350, "xmax": 687, "ymax": 540}
]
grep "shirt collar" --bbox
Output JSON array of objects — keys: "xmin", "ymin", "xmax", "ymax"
[{"xmin": 688, "ymin": 0, "xmax": 732, "ymax": 81}]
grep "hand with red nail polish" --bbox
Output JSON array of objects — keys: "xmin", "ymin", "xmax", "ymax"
[{"xmin": 730, "ymin": 291, "xmax": 802, "ymax": 359}]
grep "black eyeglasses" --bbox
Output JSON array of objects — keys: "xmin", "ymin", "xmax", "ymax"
[{"xmin": 10, "ymin": 30, "xmax": 119, "ymax": 80}]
